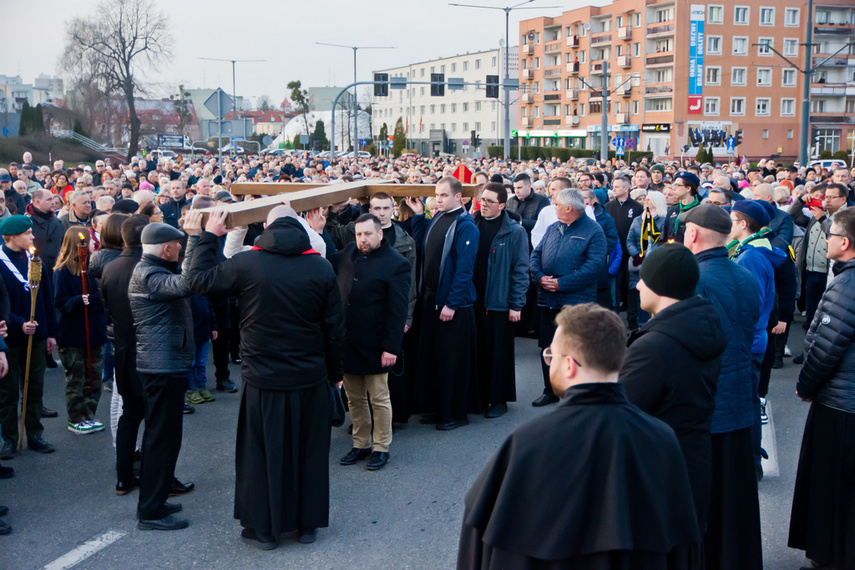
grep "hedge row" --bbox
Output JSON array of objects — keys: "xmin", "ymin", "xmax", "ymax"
[{"xmin": 487, "ymin": 145, "xmax": 653, "ymax": 162}]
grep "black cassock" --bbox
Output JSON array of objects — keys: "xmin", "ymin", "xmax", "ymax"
[{"xmin": 458, "ymin": 383, "xmax": 703, "ymax": 570}]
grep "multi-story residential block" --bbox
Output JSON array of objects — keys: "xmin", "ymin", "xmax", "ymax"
[
  {"xmin": 372, "ymin": 48, "xmax": 518, "ymax": 157},
  {"xmin": 519, "ymin": 0, "xmax": 854, "ymax": 161}
]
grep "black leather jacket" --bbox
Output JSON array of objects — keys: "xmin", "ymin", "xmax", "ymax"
[
  {"xmin": 128, "ymin": 239, "xmax": 196, "ymax": 375},
  {"xmin": 797, "ymin": 258, "xmax": 855, "ymax": 413}
]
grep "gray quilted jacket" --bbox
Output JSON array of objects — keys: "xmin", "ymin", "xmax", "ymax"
[{"xmin": 128, "ymin": 240, "xmax": 195, "ymax": 375}]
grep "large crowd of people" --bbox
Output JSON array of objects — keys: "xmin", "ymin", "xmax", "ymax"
[{"xmin": 0, "ymin": 147, "xmax": 854, "ymax": 568}]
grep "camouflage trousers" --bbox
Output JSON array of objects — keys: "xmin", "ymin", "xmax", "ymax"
[{"xmin": 59, "ymin": 346, "xmax": 104, "ymax": 424}]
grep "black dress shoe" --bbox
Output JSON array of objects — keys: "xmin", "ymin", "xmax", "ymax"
[
  {"xmin": 0, "ymin": 462, "xmax": 13, "ymax": 479},
  {"xmin": 419, "ymin": 413, "xmax": 439, "ymax": 425},
  {"xmin": 339, "ymin": 447, "xmax": 371, "ymax": 466},
  {"xmin": 485, "ymin": 402, "xmax": 508, "ymax": 419},
  {"xmin": 436, "ymin": 418, "xmax": 470, "ymax": 431},
  {"xmin": 0, "ymin": 441, "xmax": 15, "ymax": 460},
  {"xmin": 41, "ymin": 406, "xmax": 58, "ymax": 418},
  {"xmin": 241, "ymin": 528, "xmax": 276, "ymax": 550},
  {"xmin": 793, "ymin": 353, "xmax": 805, "ymax": 364},
  {"xmin": 298, "ymin": 528, "xmax": 316, "ymax": 544},
  {"xmin": 772, "ymin": 357, "xmax": 783, "ymax": 369},
  {"xmin": 137, "ymin": 514, "xmax": 189, "ymax": 531},
  {"xmin": 27, "ymin": 437, "xmax": 55, "ymax": 454},
  {"xmin": 216, "ymin": 379, "xmax": 238, "ymax": 393},
  {"xmin": 168, "ymin": 479, "xmax": 195, "ymax": 497},
  {"xmin": 116, "ymin": 477, "xmax": 140, "ymax": 496},
  {"xmin": 367, "ymin": 451, "xmax": 390, "ymax": 471},
  {"xmin": 0, "ymin": 506, "xmax": 8, "ymax": 516},
  {"xmin": 531, "ymin": 393, "xmax": 559, "ymax": 407},
  {"xmin": 162, "ymin": 501, "xmax": 182, "ymax": 515},
  {"xmin": 0, "ymin": 518, "xmax": 10, "ymax": 535}
]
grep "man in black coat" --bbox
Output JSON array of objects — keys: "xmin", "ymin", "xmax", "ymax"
[
  {"xmin": 27, "ymin": 190, "xmax": 64, "ymax": 284},
  {"xmin": 458, "ymin": 303, "xmax": 702, "ymax": 569},
  {"xmin": 605, "ymin": 176, "xmax": 642, "ymax": 320},
  {"xmin": 620, "ymin": 243, "xmax": 726, "ymax": 534},
  {"xmin": 333, "ymin": 214, "xmax": 410, "ymax": 472},
  {"xmin": 185, "ymin": 206, "xmax": 344, "ymax": 549}
]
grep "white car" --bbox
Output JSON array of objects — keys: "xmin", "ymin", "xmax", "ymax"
[{"xmin": 810, "ymin": 159, "xmax": 847, "ymax": 172}]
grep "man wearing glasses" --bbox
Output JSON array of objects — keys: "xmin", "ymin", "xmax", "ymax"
[
  {"xmin": 92, "ymin": 161, "xmax": 106, "ymax": 186},
  {"xmin": 794, "ymin": 183, "xmax": 848, "ymax": 346},
  {"xmin": 458, "ymin": 303, "xmax": 702, "ymax": 568},
  {"xmin": 664, "ymin": 172, "xmax": 702, "ymax": 243},
  {"xmin": 471, "ymin": 183, "xmax": 529, "ymax": 419}
]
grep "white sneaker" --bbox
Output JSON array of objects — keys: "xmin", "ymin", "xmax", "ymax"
[
  {"xmin": 68, "ymin": 421, "xmax": 96, "ymax": 435},
  {"xmin": 784, "ymin": 345, "xmax": 792, "ymax": 357},
  {"xmin": 87, "ymin": 419, "xmax": 105, "ymax": 433}
]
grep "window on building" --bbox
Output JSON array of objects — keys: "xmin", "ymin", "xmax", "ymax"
[
  {"xmin": 440, "ymin": 104, "xmax": 446, "ymax": 113},
  {"xmin": 706, "ymin": 67, "xmax": 721, "ymax": 85},
  {"xmin": 655, "ymin": 39, "xmax": 674, "ymax": 53},
  {"xmin": 757, "ymin": 68, "xmax": 772, "ymax": 86},
  {"xmin": 451, "ymin": 123, "xmax": 456, "ymax": 132},
  {"xmin": 463, "ymin": 61, "xmax": 469, "ymax": 71},
  {"xmin": 815, "ymin": 11, "xmax": 828, "ymax": 24},
  {"xmin": 782, "ymin": 69, "xmax": 797, "ymax": 87},
  {"xmin": 708, "ymin": 5, "xmax": 723, "ymax": 23},
  {"xmin": 734, "ymin": 6, "xmax": 749, "ymax": 24},
  {"xmin": 475, "ymin": 59, "xmax": 481, "ymax": 69},
  {"xmin": 784, "ymin": 8, "xmax": 800, "ymax": 26},
  {"xmin": 534, "ymin": 57, "xmax": 540, "ymax": 69},
  {"xmin": 730, "ymin": 97, "xmax": 746, "ymax": 115},
  {"xmin": 462, "ymin": 102, "xmax": 469, "ymax": 112},
  {"xmin": 811, "ymin": 99, "xmax": 827, "ymax": 113},
  {"xmin": 451, "ymin": 63, "xmax": 456, "ymax": 72},
  {"xmin": 615, "ymin": 101, "xmax": 621, "ymax": 114},
  {"xmin": 492, "ymin": 56, "xmax": 497, "ymax": 67},
  {"xmin": 762, "ymin": 129, "xmax": 769, "ymax": 139},
  {"xmin": 430, "ymin": 105, "xmax": 435, "ymax": 114},
  {"xmin": 440, "ymin": 65, "xmax": 446, "ymax": 74},
  {"xmin": 492, "ymin": 101, "xmax": 497, "ymax": 111},
  {"xmin": 590, "ymin": 101, "xmax": 602, "ymax": 114},
  {"xmin": 656, "ymin": 7, "xmax": 673, "ymax": 22},
  {"xmin": 645, "ymin": 98, "xmax": 672, "ymax": 111},
  {"xmin": 533, "ymin": 107, "xmax": 540, "ymax": 118},
  {"xmin": 704, "ymin": 97, "xmax": 720, "ymax": 115},
  {"xmin": 634, "ymin": 13, "xmax": 641, "ymax": 27},
  {"xmin": 707, "ymin": 36, "xmax": 722, "ymax": 54},
  {"xmin": 653, "ymin": 68, "xmax": 672, "ymax": 83},
  {"xmin": 420, "ymin": 87, "xmax": 425, "ymax": 96},
  {"xmin": 475, "ymin": 101, "xmax": 481, "ymax": 111},
  {"xmin": 783, "ymin": 39, "xmax": 798, "ymax": 57},
  {"xmin": 579, "ymin": 103, "xmax": 586, "ymax": 116},
  {"xmin": 759, "ymin": 7, "xmax": 774, "ymax": 26},
  {"xmin": 781, "ymin": 98, "xmax": 796, "ymax": 116},
  {"xmin": 758, "ymin": 38, "xmax": 773, "ymax": 56},
  {"xmin": 631, "ymin": 72, "xmax": 641, "ymax": 86},
  {"xmin": 733, "ymin": 37, "xmax": 748, "ymax": 55},
  {"xmin": 632, "ymin": 100, "xmax": 639, "ymax": 115},
  {"xmin": 491, "ymin": 121, "xmax": 496, "ymax": 132},
  {"xmin": 847, "ymin": 99, "xmax": 855, "ymax": 114},
  {"xmin": 755, "ymin": 98, "xmax": 770, "ymax": 116},
  {"xmin": 580, "ymin": 51, "xmax": 587, "ymax": 63},
  {"xmin": 732, "ymin": 67, "xmax": 747, "ymax": 85},
  {"xmin": 815, "ymin": 128, "xmax": 839, "ymax": 153},
  {"xmin": 788, "ymin": 129, "xmax": 794, "ymax": 139},
  {"xmin": 633, "ymin": 43, "xmax": 640, "ymax": 57},
  {"xmin": 420, "ymin": 68, "xmax": 425, "ymax": 77}
]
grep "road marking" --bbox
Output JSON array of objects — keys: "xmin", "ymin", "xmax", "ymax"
[
  {"xmin": 43, "ymin": 530, "xmax": 126, "ymax": 570},
  {"xmin": 761, "ymin": 401, "xmax": 780, "ymax": 477}
]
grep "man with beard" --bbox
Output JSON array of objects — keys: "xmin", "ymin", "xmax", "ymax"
[
  {"xmin": 184, "ymin": 207, "xmax": 344, "ymax": 549},
  {"xmin": 458, "ymin": 303, "xmax": 702, "ymax": 569}
]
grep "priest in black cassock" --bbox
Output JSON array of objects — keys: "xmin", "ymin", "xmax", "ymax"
[
  {"xmin": 458, "ymin": 303, "xmax": 702, "ymax": 570},
  {"xmin": 184, "ymin": 207, "xmax": 344, "ymax": 550}
]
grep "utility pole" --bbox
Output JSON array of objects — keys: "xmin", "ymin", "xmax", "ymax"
[
  {"xmin": 601, "ymin": 61, "xmax": 609, "ymax": 163},
  {"xmin": 200, "ymin": 58, "xmax": 265, "ymax": 154}
]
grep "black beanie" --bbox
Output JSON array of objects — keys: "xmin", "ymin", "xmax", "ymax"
[{"xmin": 639, "ymin": 243, "xmax": 699, "ymax": 301}]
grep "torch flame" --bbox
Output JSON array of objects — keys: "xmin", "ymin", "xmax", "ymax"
[
  {"xmin": 78, "ymin": 232, "xmax": 86, "ymax": 241},
  {"xmin": 29, "ymin": 246, "xmax": 36, "ymax": 255}
]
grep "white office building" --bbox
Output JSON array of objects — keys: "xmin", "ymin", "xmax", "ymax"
[{"xmin": 372, "ymin": 47, "xmax": 519, "ymax": 156}]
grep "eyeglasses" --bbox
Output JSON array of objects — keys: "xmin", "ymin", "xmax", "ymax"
[
  {"xmin": 542, "ymin": 347, "xmax": 582, "ymax": 368},
  {"xmin": 824, "ymin": 195, "xmax": 844, "ymax": 201},
  {"xmin": 673, "ymin": 182, "xmax": 686, "ymax": 188},
  {"xmin": 826, "ymin": 232, "xmax": 846, "ymax": 239},
  {"xmin": 480, "ymin": 197, "xmax": 499, "ymax": 205}
]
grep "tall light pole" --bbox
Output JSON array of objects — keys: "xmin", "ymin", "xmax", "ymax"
[
  {"xmin": 450, "ymin": 1, "xmax": 559, "ymax": 160},
  {"xmin": 199, "ymin": 58, "xmax": 265, "ymax": 146},
  {"xmin": 315, "ymin": 43, "xmax": 393, "ymax": 153}
]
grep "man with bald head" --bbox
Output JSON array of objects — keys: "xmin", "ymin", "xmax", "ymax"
[
  {"xmin": 184, "ymin": 207, "xmax": 344, "ymax": 549},
  {"xmin": 754, "ymin": 183, "xmax": 794, "ymax": 246}
]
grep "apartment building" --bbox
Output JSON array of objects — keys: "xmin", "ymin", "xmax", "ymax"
[
  {"xmin": 372, "ymin": 48, "xmax": 518, "ymax": 157},
  {"xmin": 811, "ymin": 3, "xmax": 855, "ymax": 156},
  {"xmin": 519, "ymin": 0, "xmax": 854, "ymax": 161}
]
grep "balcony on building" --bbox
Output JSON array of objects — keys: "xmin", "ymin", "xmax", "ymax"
[
  {"xmin": 646, "ymin": 52, "xmax": 674, "ymax": 67},
  {"xmin": 521, "ymin": 117, "xmax": 533, "ymax": 128},
  {"xmin": 618, "ymin": 26, "xmax": 632, "ymax": 40},
  {"xmin": 523, "ymin": 69, "xmax": 534, "ymax": 80},
  {"xmin": 543, "ymin": 118, "xmax": 562, "ymax": 126},
  {"xmin": 644, "ymin": 84, "xmax": 674, "ymax": 95},
  {"xmin": 617, "ymin": 85, "xmax": 632, "ymax": 97},
  {"xmin": 810, "ymin": 82, "xmax": 853, "ymax": 97},
  {"xmin": 617, "ymin": 55, "xmax": 631, "ymax": 68},
  {"xmin": 521, "ymin": 91, "xmax": 534, "ymax": 104},
  {"xmin": 566, "ymin": 88, "xmax": 579, "ymax": 100},
  {"xmin": 590, "ymin": 62, "xmax": 605, "ymax": 75},
  {"xmin": 813, "ymin": 23, "xmax": 855, "ymax": 36},
  {"xmin": 646, "ymin": 23, "xmax": 675, "ymax": 38},
  {"xmin": 544, "ymin": 66, "xmax": 562, "ymax": 78},
  {"xmin": 545, "ymin": 40, "xmax": 563, "ymax": 54},
  {"xmin": 544, "ymin": 92, "xmax": 562, "ymax": 102},
  {"xmin": 813, "ymin": 53, "xmax": 852, "ymax": 68},
  {"xmin": 810, "ymin": 112, "xmax": 855, "ymax": 124},
  {"xmin": 590, "ymin": 34, "xmax": 612, "ymax": 46},
  {"xmin": 522, "ymin": 43, "xmax": 534, "ymax": 56},
  {"xmin": 567, "ymin": 61, "xmax": 580, "ymax": 74},
  {"xmin": 615, "ymin": 112, "xmax": 630, "ymax": 124},
  {"xmin": 567, "ymin": 35, "xmax": 580, "ymax": 48},
  {"xmin": 566, "ymin": 114, "xmax": 581, "ymax": 126}
]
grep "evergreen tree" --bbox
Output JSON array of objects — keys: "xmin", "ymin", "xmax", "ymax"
[
  {"xmin": 19, "ymin": 101, "xmax": 32, "ymax": 136},
  {"xmin": 392, "ymin": 117, "xmax": 406, "ymax": 157},
  {"xmin": 32, "ymin": 104, "xmax": 45, "ymax": 133},
  {"xmin": 313, "ymin": 120, "xmax": 329, "ymax": 151}
]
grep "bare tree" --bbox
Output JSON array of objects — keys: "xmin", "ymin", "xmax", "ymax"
[{"xmin": 61, "ymin": 0, "xmax": 171, "ymax": 159}]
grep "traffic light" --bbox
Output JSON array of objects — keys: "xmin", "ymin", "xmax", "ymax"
[
  {"xmin": 374, "ymin": 73, "xmax": 389, "ymax": 97},
  {"xmin": 470, "ymin": 130, "xmax": 477, "ymax": 147},
  {"xmin": 430, "ymin": 73, "xmax": 445, "ymax": 96},
  {"xmin": 475, "ymin": 135, "xmax": 482, "ymax": 148},
  {"xmin": 485, "ymin": 75, "xmax": 499, "ymax": 98},
  {"xmin": 735, "ymin": 129, "xmax": 743, "ymax": 146}
]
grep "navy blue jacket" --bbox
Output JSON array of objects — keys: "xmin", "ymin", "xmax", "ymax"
[
  {"xmin": 414, "ymin": 210, "xmax": 479, "ymax": 310},
  {"xmin": 695, "ymin": 247, "xmax": 760, "ymax": 433},
  {"xmin": 53, "ymin": 265, "xmax": 108, "ymax": 348},
  {"xmin": 530, "ymin": 214, "xmax": 606, "ymax": 309},
  {"xmin": 473, "ymin": 211, "xmax": 529, "ymax": 312},
  {"xmin": 733, "ymin": 238, "xmax": 787, "ymax": 354},
  {"xmin": 592, "ymin": 203, "xmax": 618, "ymax": 288},
  {"xmin": 160, "ymin": 197, "xmax": 187, "ymax": 229},
  {"xmin": 190, "ymin": 294, "xmax": 216, "ymax": 343},
  {"xmin": 1, "ymin": 245, "xmax": 60, "ymax": 348}
]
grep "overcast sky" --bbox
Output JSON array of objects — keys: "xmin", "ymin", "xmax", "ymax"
[{"xmin": 2, "ymin": 0, "xmax": 606, "ymax": 106}]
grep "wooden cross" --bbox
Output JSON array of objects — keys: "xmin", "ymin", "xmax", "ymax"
[{"xmin": 202, "ymin": 179, "xmax": 479, "ymax": 228}]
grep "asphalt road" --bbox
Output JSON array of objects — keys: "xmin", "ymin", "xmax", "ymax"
[{"xmin": 1, "ymin": 325, "xmax": 814, "ymax": 569}]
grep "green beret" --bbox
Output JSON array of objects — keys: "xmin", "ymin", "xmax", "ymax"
[
  {"xmin": 0, "ymin": 215, "xmax": 33, "ymax": 236},
  {"xmin": 650, "ymin": 164, "xmax": 665, "ymax": 175}
]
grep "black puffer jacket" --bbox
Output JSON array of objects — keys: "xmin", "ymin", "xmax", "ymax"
[
  {"xmin": 187, "ymin": 217, "xmax": 345, "ymax": 391},
  {"xmin": 128, "ymin": 240, "xmax": 195, "ymax": 375},
  {"xmin": 797, "ymin": 258, "xmax": 855, "ymax": 412}
]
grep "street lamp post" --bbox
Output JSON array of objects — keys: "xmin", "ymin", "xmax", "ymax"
[
  {"xmin": 315, "ymin": 43, "xmax": 393, "ymax": 154},
  {"xmin": 450, "ymin": 1, "xmax": 559, "ymax": 160}
]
